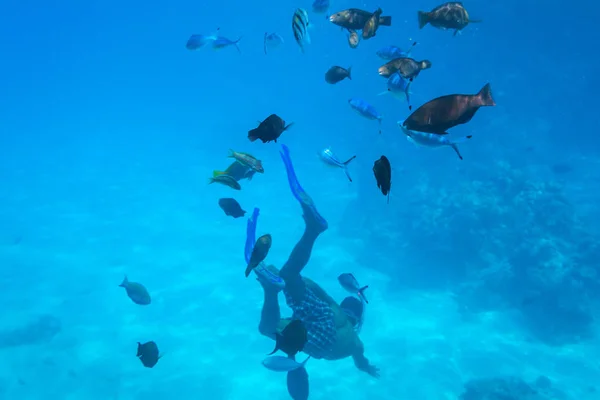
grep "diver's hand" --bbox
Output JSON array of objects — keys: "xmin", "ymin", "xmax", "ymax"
[{"xmin": 353, "ymin": 353, "xmax": 380, "ymax": 379}]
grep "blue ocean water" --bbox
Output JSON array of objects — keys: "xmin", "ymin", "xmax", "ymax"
[{"xmin": 0, "ymin": 0, "xmax": 598, "ymax": 398}]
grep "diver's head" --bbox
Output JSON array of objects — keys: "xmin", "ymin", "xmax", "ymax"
[{"xmin": 340, "ymin": 296, "xmax": 364, "ymax": 327}]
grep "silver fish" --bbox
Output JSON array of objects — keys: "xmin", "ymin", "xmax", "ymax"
[
  {"xmin": 337, "ymin": 273, "xmax": 369, "ymax": 303},
  {"xmin": 262, "ymin": 355, "xmax": 311, "ymax": 372},
  {"xmin": 319, "ymin": 148, "xmax": 356, "ymax": 182},
  {"xmin": 264, "ymin": 32, "xmax": 284, "ymax": 54},
  {"xmin": 398, "ymin": 123, "xmax": 472, "ymax": 160},
  {"xmin": 292, "ymin": 8, "xmax": 311, "ymax": 52}
]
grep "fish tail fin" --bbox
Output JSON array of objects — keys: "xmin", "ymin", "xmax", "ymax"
[
  {"xmin": 118, "ymin": 275, "xmax": 128, "ymax": 287},
  {"xmin": 477, "ymin": 83, "xmax": 496, "ymax": 107},
  {"xmin": 347, "ymin": 66, "xmax": 352, "ymax": 80},
  {"xmin": 450, "ymin": 144, "xmax": 464, "ymax": 160},
  {"xmin": 213, "ymin": 170, "xmax": 225, "ymax": 178},
  {"xmin": 358, "ymin": 285, "xmax": 369, "ymax": 304},
  {"xmin": 248, "ymin": 128, "xmax": 259, "ymax": 142},
  {"xmin": 344, "ymin": 167, "xmax": 353, "ymax": 182},
  {"xmin": 418, "ymin": 11, "xmax": 430, "ymax": 29},
  {"xmin": 379, "ymin": 15, "xmax": 392, "ymax": 26},
  {"xmin": 342, "ymin": 155, "xmax": 356, "ymax": 165}
]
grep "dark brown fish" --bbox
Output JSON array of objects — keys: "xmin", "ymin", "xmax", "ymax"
[
  {"xmin": 245, "ymin": 234, "xmax": 272, "ymax": 277},
  {"xmin": 248, "ymin": 114, "xmax": 294, "ymax": 143},
  {"xmin": 218, "ymin": 198, "xmax": 246, "ymax": 218},
  {"xmin": 378, "ymin": 57, "xmax": 432, "ymax": 80},
  {"xmin": 137, "ymin": 341, "xmax": 161, "ymax": 368},
  {"xmin": 325, "ymin": 66, "xmax": 352, "ymax": 84},
  {"xmin": 347, "ymin": 30, "xmax": 359, "ymax": 48},
  {"xmin": 329, "ymin": 8, "xmax": 392, "ymax": 30},
  {"xmin": 373, "ymin": 156, "xmax": 391, "ymax": 203},
  {"xmin": 418, "ymin": 2, "xmax": 481, "ymax": 36},
  {"xmin": 267, "ymin": 319, "xmax": 307, "ymax": 357},
  {"xmin": 362, "ymin": 8, "xmax": 383, "ymax": 39},
  {"xmin": 119, "ymin": 276, "xmax": 151, "ymax": 305},
  {"xmin": 403, "ymin": 83, "xmax": 495, "ymax": 134}
]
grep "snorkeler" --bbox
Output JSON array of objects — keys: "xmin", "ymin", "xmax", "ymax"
[{"xmin": 247, "ymin": 144, "xmax": 379, "ymax": 398}]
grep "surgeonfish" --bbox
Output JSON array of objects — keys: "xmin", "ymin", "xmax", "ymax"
[{"xmin": 348, "ymin": 98, "xmax": 383, "ymax": 133}]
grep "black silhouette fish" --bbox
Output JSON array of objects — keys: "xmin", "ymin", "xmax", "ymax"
[
  {"xmin": 119, "ymin": 276, "xmax": 151, "ymax": 305},
  {"xmin": 218, "ymin": 198, "xmax": 246, "ymax": 218},
  {"xmin": 248, "ymin": 114, "xmax": 294, "ymax": 143},
  {"xmin": 137, "ymin": 341, "xmax": 161, "ymax": 368},
  {"xmin": 268, "ymin": 319, "xmax": 307, "ymax": 357},
  {"xmin": 373, "ymin": 156, "xmax": 391, "ymax": 203}
]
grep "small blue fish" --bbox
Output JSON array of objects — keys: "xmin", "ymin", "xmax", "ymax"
[
  {"xmin": 212, "ymin": 36, "xmax": 242, "ymax": 53},
  {"xmin": 376, "ymin": 42, "xmax": 417, "ymax": 60},
  {"xmin": 312, "ymin": 0, "xmax": 330, "ymax": 14},
  {"xmin": 264, "ymin": 32, "xmax": 284, "ymax": 54},
  {"xmin": 398, "ymin": 123, "xmax": 472, "ymax": 160},
  {"xmin": 319, "ymin": 148, "xmax": 356, "ymax": 182},
  {"xmin": 263, "ymin": 355, "xmax": 311, "ymax": 372},
  {"xmin": 186, "ymin": 34, "xmax": 218, "ymax": 50},
  {"xmin": 348, "ymin": 98, "xmax": 383, "ymax": 133},
  {"xmin": 338, "ymin": 273, "xmax": 369, "ymax": 304},
  {"xmin": 378, "ymin": 72, "xmax": 412, "ymax": 109}
]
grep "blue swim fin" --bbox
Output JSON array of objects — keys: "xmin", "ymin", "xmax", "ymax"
[
  {"xmin": 279, "ymin": 144, "xmax": 328, "ymax": 231},
  {"xmin": 287, "ymin": 366, "xmax": 309, "ymax": 400}
]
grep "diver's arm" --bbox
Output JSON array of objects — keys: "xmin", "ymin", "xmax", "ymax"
[{"xmin": 352, "ymin": 342, "xmax": 380, "ymax": 378}]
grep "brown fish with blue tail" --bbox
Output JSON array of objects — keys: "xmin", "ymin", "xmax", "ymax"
[
  {"xmin": 248, "ymin": 114, "xmax": 294, "ymax": 143},
  {"xmin": 373, "ymin": 156, "xmax": 391, "ymax": 203},
  {"xmin": 418, "ymin": 2, "xmax": 481, "ymax": 36},
  {"xmin": 329, "ymin": 8, "xmax": 392, "ymax": 30},
  {"xmin": 245, "ymin": 234, "xmax": 272, "ymax": 277},
  {"xmin": 402, "ymin": 83, "xmax": 495, "ymax": 134},
  {"xmin": 378, "ymin": 57, "xmax": 432, "ymax": 80}
]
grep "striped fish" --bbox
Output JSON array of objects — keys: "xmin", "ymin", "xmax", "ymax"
[
  {"xmin": 292, "ymin": 8, "xmax": 311, "ymax": 52},
  {"xmin": 319, "ymin": 148, "xmax": 356, "ymax": 182}
]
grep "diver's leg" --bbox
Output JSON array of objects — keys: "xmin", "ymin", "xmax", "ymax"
[{"xmin": 257, "ymin": 276, "xmax": 281, "ymax": 340}]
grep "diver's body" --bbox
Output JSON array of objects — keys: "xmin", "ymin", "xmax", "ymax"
[{"xmin": 256, "ymin": 146, "xmax": 379, "ymax": 378}]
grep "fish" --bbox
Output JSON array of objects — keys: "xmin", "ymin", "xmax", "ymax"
[
  {"xmin": 329, "ymin": 8, "xmax": 392, "ymax": 30},
  {"xmin": 262, "ymin": 355, "xmax": 311, "ymax": 372},
  {"xmin": 218, "ymin": 198, "xmax": 246, "ymax": 218},
  {"xmin": 418, "ymin": 2, "xmax": 481, "ymax": 36},
  {"xmin": 319, "ymin": 148, "xmax": 356, "ymax": 182},
  {"xmin": 119, "ymin": 276, "xmax": 151, "ymax": 305},
  {"xmin": 378, "ymin": 72, "xmax": 413, "ymax": 109},
  {"xmin": 287, "ymin": 367, "xmax": 309, "ymax": 400},
  {"xmin": 373, "ymin": 156, "xmax": 391, "ymax": 203},
  {"xmin": 292, "ymin": 8, "xmax": 311, "ymax": 52},
  {"xmin": 399, "ymin": 124, "xmax": 472, "ymax": 160},
  {"xmin": 137, "ymin": 341, "xmax": 161, "ymax": 368},
  {"xmin": 268, "ymin": 319, "xmax": 307, "ymax": 357},
  {"xmin": 245, "ymin": 234, "xmax": 272, "ymax": 277},
  {"xmin": 325, "ymin": 66, "xmax": 352, "ymax": 84},
  {"xmin": 376, "ymin": 42, "xmax": 418, "ymax": 60},
  {"xmin": 264, "ymin": 32, "xmax": 284, "ymax": 54},
  {"xmin": 186, "ymin": 33, "xmax": 218, "ymax": 50},
  {"xmin": 209, "ymin": 174, "xmax": 241, "ymax": 190},
  {"xmin": 212, "ymin": 36, "xmax": 242, "ymax": 53},
  {"xmin": 378, "ymin": 57, "xmax": 432, "ymax": 80},
  {"xmin": 312, "ymin": 0, "xmax": 330, "ymax": 14},
  {"xmin": 213, "ymin": 161, "xmax": 256, "ymax": 182},
  {"xmin": 347, "ymin": 30, "xmax": 360, "ymax": 48},
  {"xmin": 402, "ymin": 83, "xmax": 495, "ymax": 134},
  {"xmin": 338, "ymin": 273, "xmax": 369, "ymax": 303},
  {"xmin": 228, "ymin": 149, "xmax": 264, "ymax": 173},
  {"xmin": 348, "ymin": 98, "xmax": 383, "ymax": 133},
  {"xmin": 362, "ymin": 8, "xmax": 383, "ymax": 39},
  {"xmin": 248, "ymin": 114, "xmax": 294, "ymax": 143}
]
